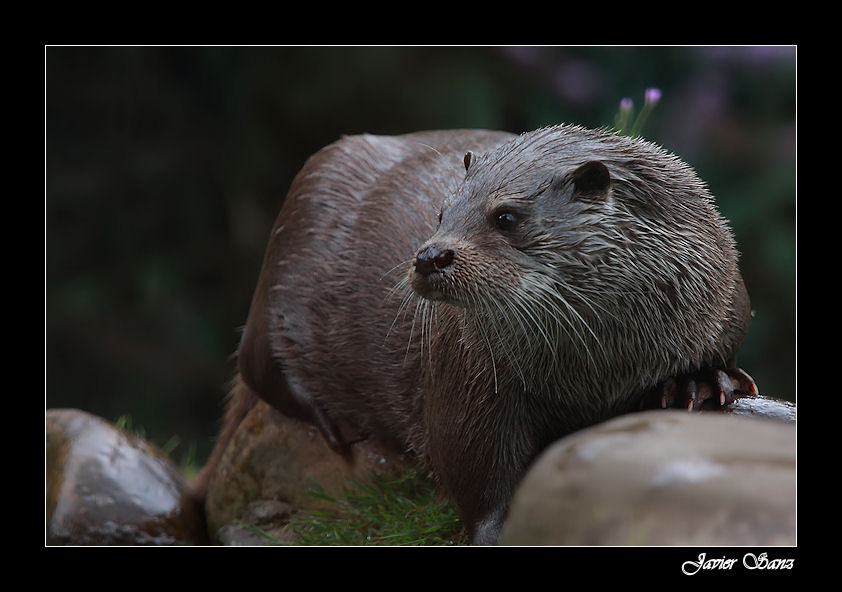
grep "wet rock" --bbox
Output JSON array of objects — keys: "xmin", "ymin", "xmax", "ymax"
[
  {"xmin": 501, "ymin": 410, "xmax": 796, "ymax": 546},
  {"xmin": 723, "ymin": 393, "xmax": 796, "ymax": 422},
  {"xmin": 46, "ymin": 408, "xmax": 207, "ymax": 545},
  {"xmin": 204, "ymin": 400, "xmax": 414, "ymax": 544}
]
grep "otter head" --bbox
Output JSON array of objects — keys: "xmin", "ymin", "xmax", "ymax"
[{"xmin": 409, "ymin": 145, "xmax": 613, "ymax": 313}]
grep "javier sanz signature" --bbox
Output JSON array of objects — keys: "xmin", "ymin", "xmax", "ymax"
[{"xmin": 681, "ymin": 552, "xmax": 795, "ymax": 575}]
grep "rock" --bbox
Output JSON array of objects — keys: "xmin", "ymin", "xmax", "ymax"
[
  {"xmin": 46, "ymin": 408, "xmax": 207, "ymax": 545},
  {"xmin": 723, "ymin": 393, "xmax": 796, "ymax": 422},
  {"xmin": 215, "ymin": 500, "xmax": 296, "ymax": 545},
  {"xmin": 500, "ymin": 410, "xmax": 796, "ymax": 546},
  {"xmin": 204, "ymin": 399, "xmax": 414, "ymax": 544}
]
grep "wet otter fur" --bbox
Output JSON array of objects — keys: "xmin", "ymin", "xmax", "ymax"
[{"xmin": 195, "ymin": 125, "xmax": 756, "ymax": 544}]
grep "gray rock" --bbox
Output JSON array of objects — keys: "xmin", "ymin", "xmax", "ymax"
[
  {"xmin": 723, "ymin": 393, "xmax": 796, "ymax": 422},
  {"xmin": 45, "ymin": 408, "xmax": 207, "ymax": 545},
  {"xmin": 501, "ymin": 409, "xmax": 796, "ymax": 546}
]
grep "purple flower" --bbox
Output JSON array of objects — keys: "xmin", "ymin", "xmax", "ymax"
[
  {"xmin": 620, "ymin": 97, "xmax": 633, "ymax": 111},
  {"xmin": 645, "ymin": 87, "xmax": 662, "ymax": 105}
]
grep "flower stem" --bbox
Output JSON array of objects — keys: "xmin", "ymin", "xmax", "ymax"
[{"xmin": 628, "ymin": 87, "xmax": 661, "ymax": 138}]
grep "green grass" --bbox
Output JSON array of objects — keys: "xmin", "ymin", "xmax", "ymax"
[
  {"xmin": 277, "ymin": 469, "xmax": 468, "ymax": 546},
  {"xmin": 114, "ymin": 414, "xmax": 200, "ymax": 479}
]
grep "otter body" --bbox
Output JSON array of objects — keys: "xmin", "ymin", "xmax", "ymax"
[{"xmin": 202, "ymin": 125, "xmax": 753, "ymax": 544}]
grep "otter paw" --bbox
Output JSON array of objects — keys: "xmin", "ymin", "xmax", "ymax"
[{"xmin": 657, "ymin": 367, "xmax": 758, "ymax": 411}]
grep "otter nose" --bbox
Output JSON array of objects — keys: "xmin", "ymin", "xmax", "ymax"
[{"xmin": 414, "ymin": 245, "xmax": 454, "ymax": 277}]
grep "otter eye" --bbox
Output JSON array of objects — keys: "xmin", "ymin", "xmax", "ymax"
[{"xmin": 494, "ymin": 211, "xmax": 518, "ymax": 232}]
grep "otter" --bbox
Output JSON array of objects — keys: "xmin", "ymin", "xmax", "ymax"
[{"xmin": 195, "ymin": 125, "xmax": 757, "ymax": 544}]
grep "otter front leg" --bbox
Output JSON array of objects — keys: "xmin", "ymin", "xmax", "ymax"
[
  {"xmin": 471, "ymin": 501, "xmax": 509, "ymax": 545},
  {"xmin": 655, "ymin": 366, "xmax": 758, "ymax": 411}
]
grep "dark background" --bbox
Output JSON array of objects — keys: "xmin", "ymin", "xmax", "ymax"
[{"xmin": 45, "ymin": 46, "xmax": 796, "ymax": 470}]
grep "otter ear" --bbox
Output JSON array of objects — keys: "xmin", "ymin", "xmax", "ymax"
[
  {"xmin": 464, "ymin": 151, "xmax": 476, "ymax": 172},
  {"xmin": 552, "ymin": 160, "xmax": 611, "ymax": 202},
  {"xmin": 572, "ymin": 161, "xmax": 611, "ymax": 198}
]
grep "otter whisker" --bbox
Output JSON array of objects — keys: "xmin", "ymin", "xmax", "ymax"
[
  {"xmin": 384, "ymin": 275, "xmax": 416, "ymax": 344},
  {"xmin": 422, "ymin": 299, "xmax": 437, "ymax": 379},
  {"xmin": 520, "ymin": 274, "xmax": 602, "ymax": 372},
  {"xmin": 509, "ymin": 286, "xmax": 556, "ymax": 354},
  {"xmin": 520, "ymin": 274, "xmax": 588, "ymax": 345},
  {"xmin": 404, "ymin": 294, "xmax": 427, "ymax": 366},
  {"xmin": 538, "ymin": 276, "xmax": 603, "ymax": 351},
  {"xmin": 481, "ymin": 297, "xmax": 529, "ymax": 390},
  {"xmin": 472, "ymin": 308, "xmax": 500, "ymax": 395},
  {"xmin": 515, "ymin": 286, "xmax": 572, "ymax": 367},
  {"xmin": 492, "ymin": 295, "xmax": 546, "ymax": 389},
  {"xmin": 380, "ymin": 258, "xmax": 415, "ymax": 285},
  {"xmin": 553, "ymin": 276, "xmax": 618, "ymax": 322}
]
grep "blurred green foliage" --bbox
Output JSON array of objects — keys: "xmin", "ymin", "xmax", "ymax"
[{"xmin": 45, "ymin": 46, "xmax": 796, "ymax": 465}]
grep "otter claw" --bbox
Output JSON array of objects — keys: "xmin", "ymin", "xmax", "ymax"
[
  {"xmin": 659, "ymin": 378, "xmax": 677, "ymax": 409},
  {"xmin": 730, "ymin": 367, "xmax": 759, "ymax": 396},
  {"xmin": 713, "ymin": 368, "xmax": 735, "ymax": 407},
  {"xmin": 652, "ymin": 366, "xmax": 759, "ymax": 412},
  {"xmin": 684, "ymin": 378, "xmax": 699, "ymax": 411}
]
